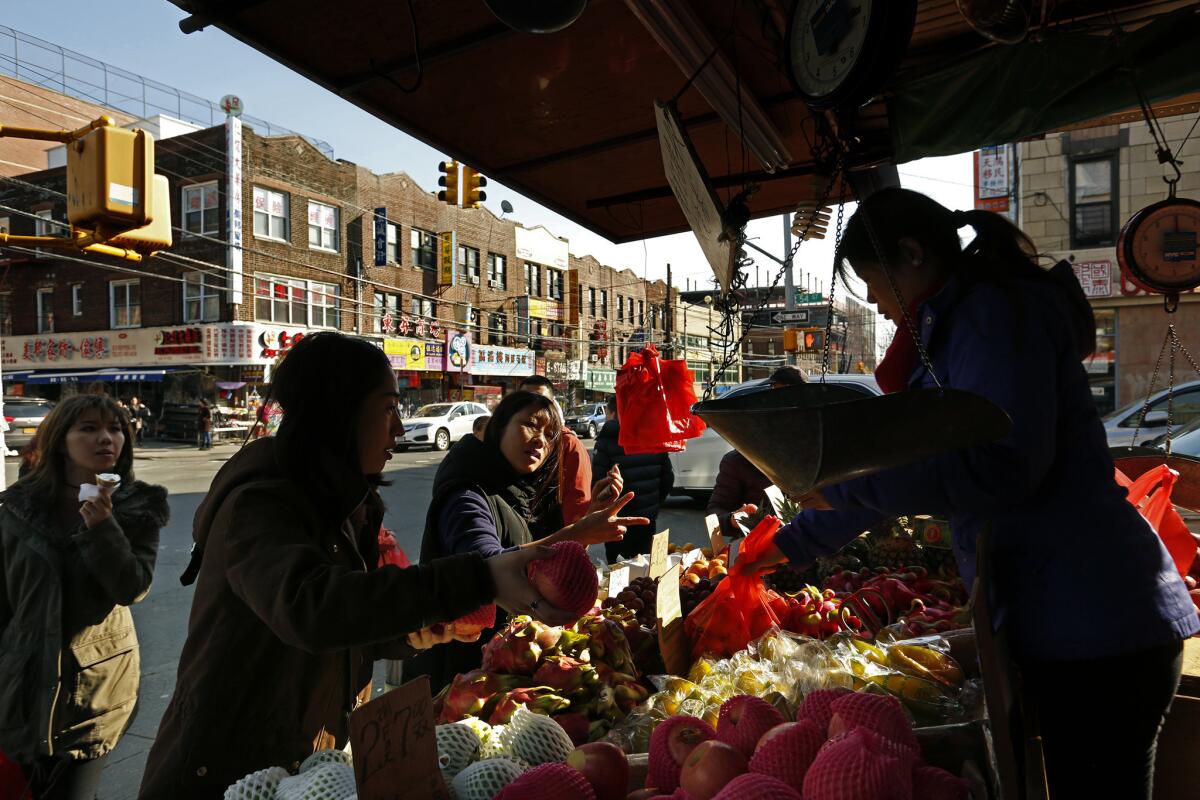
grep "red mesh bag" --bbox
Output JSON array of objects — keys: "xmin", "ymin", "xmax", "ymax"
[
  {"xmin": 826, "ymin": 693, "xmax": 919, "ymax": 755},
  {"xmin": 685, "ymin": 517, "xmax": 783, "ymax": 658},
  {"xmin": 802, "ymin": 728, "xmax": 915, "ymax": 800},
  {"xmin": 615, "ymin": 344, "xmax": 705, "ymax": 454},
  {"xmin": 1116, "ymin": 466, "xmax": 1198, "ymax": 576}
]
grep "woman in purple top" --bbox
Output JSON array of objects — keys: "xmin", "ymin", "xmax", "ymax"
[
  {"xmin": 740, "ymin": 189, "xmax": 1198, "ymax": 798},
  {"xmin": 410, "ymin": 390, "xmax": 647, "ymax": 690}
]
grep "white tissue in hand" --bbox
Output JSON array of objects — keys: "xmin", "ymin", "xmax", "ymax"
[{"xmin": 78, "ymin": 484, "xmax": 102, "ymax": 502}]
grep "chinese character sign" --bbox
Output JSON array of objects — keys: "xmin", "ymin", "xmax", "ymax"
[
  {"xmin": 1072, "ymin": 260, "xmax": 1112, "ymax": 299},
  {"xmin": 226, "ymin": 115, "xmax": 244, "ymax": 304}
]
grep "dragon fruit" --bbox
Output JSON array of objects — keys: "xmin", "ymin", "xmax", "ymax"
[
  {"xmin": 579, "ymin": 616, "xmax": 638, "ymax": 676},
  {"xmin": 440, "ymin": 670, "xmax": 528, "ymax": 723},
  {"xmin": 488, "ymin": 686, "xmax": 572, "ymax": 725},
  {"xmin": 534, "ymin": 655, "xmax": 597, "ymax": 695},
  {"xmin": 482, "ymin": 617, "xmax": 548, "ymax": 675}
]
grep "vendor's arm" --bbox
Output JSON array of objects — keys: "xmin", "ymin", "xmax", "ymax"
[
  {"xmin": 707, "ymin": 452, "xmax": 752, "ymax": 537},
  {"xmin": 72, "ymin": 484, "xmax": 170, "ymax": 606},
  {"xmin": 225, "ymin": 487, "xmax": 496, "ymax": 653},
  {"xmin": 774, "ymin": 504, "xmax": 889, "ymax": 568},
  {"xmin": 438, "ymin": 487, "xmax": 505, "ymax": 557},
  {"xmin": 823, "ymin": 287, "xmax": 1059, "ymax": 516}
]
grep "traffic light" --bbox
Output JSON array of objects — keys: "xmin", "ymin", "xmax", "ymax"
[
  {"xmin": 802, "ymin": 329, "xmax": 824, "ymax": 351},
  {"xmin": 462, "ymin": 166, "xmax": 487, "ymax": 208},
  {"xmin": 67, "ymin": 120, "xmax": 155, "ymax": 239},
  {"xmin": 437, "ymin": 160, "xmax": 459, "ymax": 206},
  {"xmin": 782, "ymin": 328, "xmax": 798, "ymax": 352}
]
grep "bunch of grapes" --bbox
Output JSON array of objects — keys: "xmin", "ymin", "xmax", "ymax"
[
  {"xmin": 765, "ymin": 566, "xmax": 807, "ymax": 594},
  {"xmin": 600, "ymin": 575, "xmax": 659, "ymax": 627},
  {"xmin": 680, "ymin": 575, "xmax": 724, "ymax": 618}
]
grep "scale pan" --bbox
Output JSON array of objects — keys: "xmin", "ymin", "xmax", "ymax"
[
  {"xmin": 1110, "ymin": 446, "xmax": 1200, "ymax": 513},
  {"xmin": 692, "ymin": 384, "xmax": 1012, "ymax": 496}
]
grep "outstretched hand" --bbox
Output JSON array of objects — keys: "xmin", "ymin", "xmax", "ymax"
[
  {"xmin": 486, "ymin": 545, "xmax": 581, "ymax": 627},
  {"xmin": 566, "ymin": 491, "xmax": 651, "ymax": 547}
]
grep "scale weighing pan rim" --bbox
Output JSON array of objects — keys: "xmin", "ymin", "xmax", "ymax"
[{"xmin": 1110, "ymin": 446, "xmax": 1200, "ymax": 513}]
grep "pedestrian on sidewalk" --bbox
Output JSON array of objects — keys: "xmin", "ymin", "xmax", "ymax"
[
  {"xmin": 129, "ymin": 396, "xmax": 151, "ymax": 445},
  {"xmin": 197, "ymin": 399, "xmax": 212, "ymax": 450},
  {"xmin": 0, "ymin": 394, "xmax": 169, "ymax": 800},
  {"xmin": 141, "ymin": 332, "xmax": 577, "ymax": 799},
  {"xmin": 517, "ymin": 375, "xmax": 593, "ymax": 531},
  {"xmin": 591, "ymin": 394, "xmax": 674, "ymax": 563}
]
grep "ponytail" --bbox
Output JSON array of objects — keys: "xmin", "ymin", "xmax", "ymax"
[{"xmin": 836, "ymin": 188, "xmax": 1096, "ymax": 358}]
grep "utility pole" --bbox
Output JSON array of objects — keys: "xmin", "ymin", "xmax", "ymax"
[
  {"xmin": 664, "ymin": 263, "xmax": 674, "ymax": 359},
  {"xmin": 783, "ymin": 213, "xmax": 797, "ymax": 366}
]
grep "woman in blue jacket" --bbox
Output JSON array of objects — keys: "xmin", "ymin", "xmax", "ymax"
[{"xmin": 741, "ymin": 188, "xmax": 1198, "ymax": 798}]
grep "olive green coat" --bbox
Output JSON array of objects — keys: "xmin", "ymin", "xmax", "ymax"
[{"xmin": 0, "ymin": 479, "xmax": 169, "ymax": 762}]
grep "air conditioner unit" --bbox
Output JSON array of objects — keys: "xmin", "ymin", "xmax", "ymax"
[{"xmin": 589, "ymin": 354, "xmax": 598, "ymax": 362}]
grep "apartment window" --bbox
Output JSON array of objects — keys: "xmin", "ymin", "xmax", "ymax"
[
  {"xmin": 1070, "ymin": 153, "xmax": 1118, "ymax": 248},
  {"xmin": 307, "ymin": 201, "xmax": 339, "ymax": 251},
  {"xmin": 488, "ymin": 253, "xmax": 507, "ymax": 289},
  {"xmin": 253, "ymin": 186, "xmax": 289, "ymax": 241},
  {"xmin": 628, "ymin": 297, "xmax": 635, "ymax": 321},
  {"xmin": 254, "ymin": 274, "xmax": 308, "ymax": 324},
  {"xmin": 36, "ymin": 288, "xmax": 53, "ymax": 333},
  {"xmin": 310, "ymin": 282, "xmax": 341, "ymax": 328},
  {"xmin": 638, "ymin": 300, "xmax": 645, "ymax": 326},
  {"xmin": 600, "ymin": 289, "xmax": 608, "ymax": 318},
  {"xmin": 35, "ymin": 209, "xmax": 61, "ymax": 237},
  {"xmin": 386, "ymin": 223, "xmax": 400, "ymax": 263},
  {"xmin": 374, "ymin": 291, "xmax": 402, "ymax": 334},
  {"xmin": 547, "ymin": 269, "xmax": 564, "ymax": 301},
  {"xmin": 109, "ymin": 280, "xmax": 141, "ymax": 329},
  {"xmin": 0, "ymin": 293, "xmax": 10, "ymax": 335},
  {"xmin": 524, "ymin": 262, "xmax": 541, "ymax": 296},
  {"xmin": 412, "ymin": 297, "xmax": 436, "ymax": 319},
  {"xmin": 0, "ymin": 216, "xmax": 8, "ymax": 235},
  {"xmin": 184, "ymin": 271, "xmax": 220, "ymax": 322},
  {"xmin": 183, "ymin": 181, "xmax": 221, "ymax": 237},
  {"xmin": 588, "ymin": 287, "xmax": 597, "ymax": 317},
  {"xmin": 71, "ymin": 283, "xmax": 83, "ymax": 316},
  {"xmin": 459, "ymin": 245, "xmax": 481, "ymax": 286},
  {"xmin": 617, "ymin": 295, "xmax": 625, "ymax": 322},
  {"xmin": 411, "ymin": 228, "xmax": 438, "ymax": 270},
  {"xmin": 650, "ymin": 306, "xmax": 659, "ymax": 329},
  {"xmin": 489, "ymin": 312, "xmax": 508, "ymax": 345}
]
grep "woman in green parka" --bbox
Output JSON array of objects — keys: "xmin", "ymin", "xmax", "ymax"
[{"xmin": 0, "ymin": 393, "xmax": 169, "ymax": 799}]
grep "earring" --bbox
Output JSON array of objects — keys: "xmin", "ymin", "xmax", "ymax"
[{"xmin": 912, "ymin": 258, "xmax": 923, "ymax": 267}]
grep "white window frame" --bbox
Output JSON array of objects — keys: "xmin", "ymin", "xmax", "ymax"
[
  {"xmin": 386, "ymin": 222, "xmax": 400, "ymax": 264},
  {"xmin": 253, "ymin": 186, "xmax": 289, "ymax": 242},
  {"xmin": 0, "ymin": 216, "xmax": 9, "ymax": 235},
  {"xmin": 599, "ymin": 289, "xmax": 608, "ymax": 318},
  {"xmin": 487, "ymin": 253, "xmax": 506, "ymax": 289},
  {"xmin": 547, "ymin": 268, "xmax": 564, "ymax": 300},
  {"xmin": 34, "ymin": 209, "xmax": 58, "ymax": 237},
  {"xmin": 617, "ymin": 294, "xmax": 625, "ymax": 322},
  {"xmin": 71, "ymin": 283, "xmax": 83, "ymax": 316},
  {"xmin": 184, "ymin": 271, "xmax": 221, "ymax": 323},
  {"xmin": 411, "ymin": 297, "xmax": 436, "ymax": 319},
  {"xmin": 183, "ymin": 181, "xmax": 221, "ymax": 237},
  {"xmin": 411, "ymin": 228, "xmax": 438, "ymax": 270},
  {"xmin": 306, "ymin": 201, "xmax": 339, "ymax": 252},
  {"xmin": 374, "ymin": 291, "xmax": 402, "ymax": 334},
  {"xmin": 36, "ymin": 288, "xmax": 53, "ymax": 334},
  {"xmin": 109, "ymin": 279, "xmax": 141, "ymax": 329},
  {"xmin": 254, "ymin": 273, "xmax": 309, "ymax": 325},
  {"xmin": 459, "ymin": 245, "xmax": 481, "ymax": 286},
  {"xmin": 310, "ymin": 281, "xmax": 342, "ymax": 329}
]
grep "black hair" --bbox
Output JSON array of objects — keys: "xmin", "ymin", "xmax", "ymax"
[
  {"xmin": 518, "ymin": 375, "xmax": 555, "ymax": 395},
  {"xmin": 484, "ymin": 391, "xmax": 562, "ymax": 451},
  {"xmin": 835, "ymin": 188, "xmax": 1095, "ymax": 358},
  {"xmin": 268, "ymin": 331, "xmax": 395, "ymax": 487},
  {"xmin": 768, "ymin": 365, "xmax": 807, "ymax": 386},
  {"xmin": 605, "ymin": 394, "xmax": 618, "ymax": 415}
]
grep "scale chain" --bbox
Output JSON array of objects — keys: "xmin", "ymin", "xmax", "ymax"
[
  {"xmin": 1131, "ymin": 326, "xmax": 1172, "ymax": 447},
  {"xmin": 820, "ymin": 200, "xmax": 846, "ymax": 380}
]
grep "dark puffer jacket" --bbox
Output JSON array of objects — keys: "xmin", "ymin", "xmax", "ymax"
[{"xmin": 591, "ymin": 419, "xmax": 673, "ymax": 521}]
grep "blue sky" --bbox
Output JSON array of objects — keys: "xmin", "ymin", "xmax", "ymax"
[{"xmin": 2, "ymin": 0, "xmax": 973, "ymax": 293}]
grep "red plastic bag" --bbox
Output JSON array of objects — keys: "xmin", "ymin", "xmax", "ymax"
[
  {"xmin": 615, "ymin": 344, "xmax": 706, "ymax": 454},
  {"xmin": 685, "ymin": 516, "xmax": 783, "ymax": 658},
  {"xmin": 0, "ymin": 747, "xmax": 29, "ymax": 800},
  {"xmin": 1116, "ymin": 466, "xmax": 1198, "ymax": 576},
  {"xmin": 378, "ymin": 527, "xmax": 411, "ymax": 568}
]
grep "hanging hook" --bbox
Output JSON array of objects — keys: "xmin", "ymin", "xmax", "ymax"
[{"xmin": 1165, "ymin": 292, "xmax": 1180, "ymax": 314}]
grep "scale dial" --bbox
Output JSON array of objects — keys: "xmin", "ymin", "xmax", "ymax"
[
  {"xmin": 786, "ymin": 0, "xmax": 917, "ymax": 110},
  {"xmin": 1117, "ymin": 197, "xmax": 1200, "ymax": 294}
]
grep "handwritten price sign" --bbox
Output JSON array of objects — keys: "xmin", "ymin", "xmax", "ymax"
[{"xmin": 349, "ymin": 676, "xmax": 449, "ymax": 800}]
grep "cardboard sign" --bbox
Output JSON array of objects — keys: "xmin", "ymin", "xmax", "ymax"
[
  {"xmin": 656, "ymin": 565, "xmax": 691, "ymax": 676},
  {"xmin": 608, "ymin": 566, "xmax": 630, "ymax": 598},
  {"xmin": 706, "ymin": 514, "xmax": 723, "ymax": 556},
  {"xmin": 762, "ymin": 485, "xmax": 786, "ymax": 518},
  {"xmin": 649, "ymin": 529, "xmax": 670, "ymax": 579},
  {"xmin": 656, "ymin": 565, "xmax": 682, "ymax": 625},
  {"xmin": 681, "ymin": 548, "xmax": 704, "ymax": 570},
  {"xmin": 349, "ymin": 675, "xmax": 449, "ymax": 800}
]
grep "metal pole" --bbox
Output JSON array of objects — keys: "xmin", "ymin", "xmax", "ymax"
[{"xmin": 783, "ymin": 213, "xmax": 796, "ymax": 366}]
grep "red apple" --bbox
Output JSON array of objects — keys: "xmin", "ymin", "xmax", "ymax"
[
  {"xmin": 567, "ymin": 742, "xmax": 630, "ymax": 800},
  {"xmin": 680, "ymin": 740, "xmax": 749, "ymax": 800},
  {"xmin": 667, "ymin": 722, "xmax": 712, "ymax": 766}
]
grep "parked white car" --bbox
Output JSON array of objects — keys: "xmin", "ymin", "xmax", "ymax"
[
  {"xmin": 1102, "ymin": 379, "xmax": 1200, "ymax": 448},
  {"xmin": 400, "ymin": 402, "xmax": 490, "ymax": 451},
  {"xmin": 668, "ymin": 374, "xmax": 882, "ymax": 500}
]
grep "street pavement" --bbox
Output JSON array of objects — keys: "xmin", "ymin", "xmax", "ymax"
[{"xmin": 3, "ymin": 438, "xmax": 708, "ymax": 799}]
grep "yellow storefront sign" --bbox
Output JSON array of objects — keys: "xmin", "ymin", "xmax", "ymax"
[{"xmin": 383, "ymin": 338, "xmax": 426, "ymax": 370}]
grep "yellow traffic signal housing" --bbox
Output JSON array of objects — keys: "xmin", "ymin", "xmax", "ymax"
[
  {"xmin": 103, "ymin": 174, "xmax": 173, "ymax": 254},
  {"xmin": 67, "ymin": 123, "xmax": 155, "ymax": 238},
  {"xmin": 437, "ymin": 160, "xmax": 459, "ymax": 206},
  {"xmin": 782, "ymin": 328, "xmax": 798, "ymax": 352},
  {"xmin": 462, "ymin": 166, "xmax": 488, "ymax": 208}
]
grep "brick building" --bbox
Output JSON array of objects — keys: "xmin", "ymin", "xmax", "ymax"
[
  {"xmin": 0, "ymin": 103, "xmax": 683, "ymax": 432},
  {"xmin": 1016, "ymin": 109, "xmax": 1200, "ymax": 418}
]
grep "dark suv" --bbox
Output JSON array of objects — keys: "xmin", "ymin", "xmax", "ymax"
[{"xmin": 4, "ymin": 397, "xmax": 54, "ymax": 450}]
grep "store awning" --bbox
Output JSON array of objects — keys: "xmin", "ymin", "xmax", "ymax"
[{"xmin": 5, "ymin": 368, "xmax": 188, "ymax": 385}]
